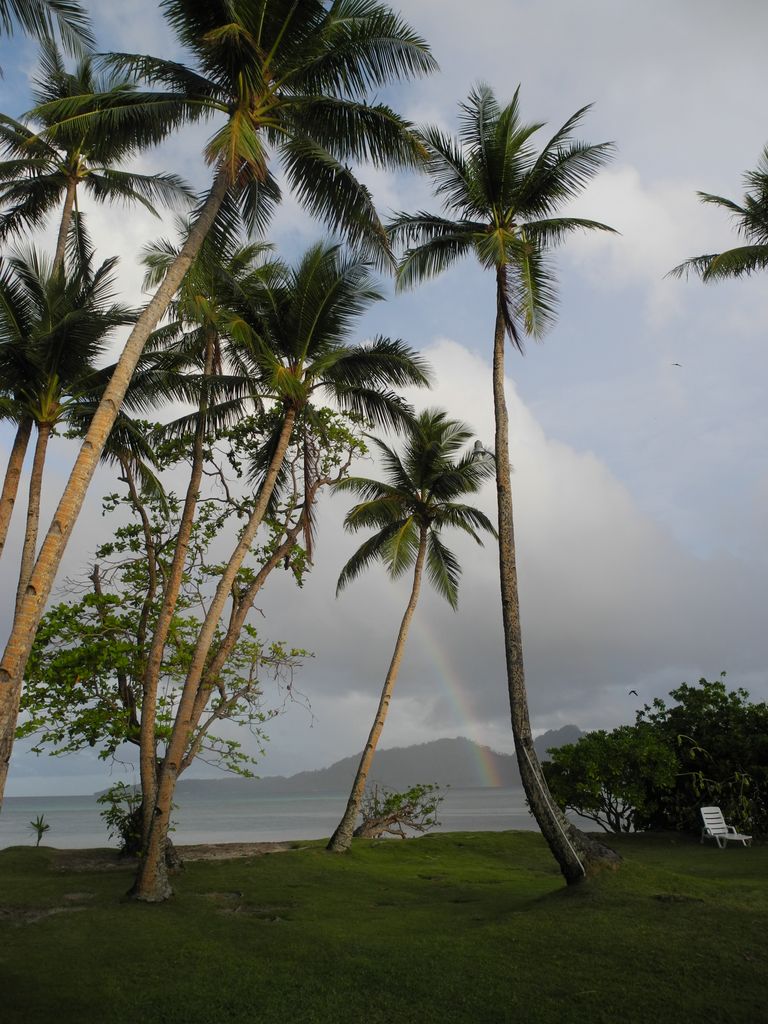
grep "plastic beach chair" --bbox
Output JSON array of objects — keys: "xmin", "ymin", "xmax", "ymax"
[{"xmin": 700, "ymin": 806, "xmax": 752, "ymax": 849}]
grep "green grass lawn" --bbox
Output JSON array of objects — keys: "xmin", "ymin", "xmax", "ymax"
[{"xmin": 1, "ymin": 831, "xmax": 765, "ymax": 1024}]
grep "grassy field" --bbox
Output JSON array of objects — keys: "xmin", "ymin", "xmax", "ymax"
[{"xmin": 0, "ymin": 831, "xmax": 765, "ymax": 1024}]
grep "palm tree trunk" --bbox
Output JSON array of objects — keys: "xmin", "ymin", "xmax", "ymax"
[
  {"xmin": 328, "ymin": 528, "xmax": 428, "ymax": 853},
  {"xmin": 130, "ymin": 408, "xmax": 297, "ymax": 902},
  {"xmin": 14, "ymin": 423, "xmax": 51, "ymax": 618},
  {"xmin": 138, "ymin": 331, "xmax": 215, "ymax": 846},
  {"xmin": 0, "ymin": 417, "xmax": 32, "ymax": 560},
  {"xmin": 0, "ymin": 163, "xmax": 232, "ymax": 810},
  {"xmin": 492, "ymin": 274, "xmax": 620, "ymax": 883},
  {"xmin": 52, "ymin": 177, "xmax": 77, "ymax": 274}
]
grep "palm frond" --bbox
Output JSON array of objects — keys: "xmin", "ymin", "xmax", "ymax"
[
  {"xmin": 383, "ymin": 514, "xmax": 419, "ymax": 579},
  {"xmin": 336, "ymin": 521, "xmax": 402, "ymax": 595},
  {"xmin": 669, "ymin": 245, "xmax": 768, "ymax": 281},
  {"xmin": 522, "ymin": 216, "xmax": 617, "ymax": 247},
  {"xmin": 393, "ymin": 222, "xmax": 478, "ymax": 291},
  {"xmin": 280, "ymin": 135, "xmax": 391, "ymax": 267},
  {"xmin": 0, "ymin": 0, "xmax": 94, "ymax": 55},
  {"xmin": 506, "ymin": 234, "xmax": 559, "ymax": 339},
  {"xmin": 426, "ymin": 531, "xmax": 460, "ymax": 609}
]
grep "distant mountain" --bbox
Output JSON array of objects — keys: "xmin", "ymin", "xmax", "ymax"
[{"xmin": 173, "ymin": 728, "xmax": 582, "ymax": 798}]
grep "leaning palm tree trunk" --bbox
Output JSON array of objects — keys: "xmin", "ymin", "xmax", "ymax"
[
  {"xmin": 328, "ymin": 530, "xmax": 427, "ymax": 853},
  {"xmin": 138, "ymin": 332, "xmax": 215, "ymax": 845},
  {"xmin": 131, "ymin": 408, "xmax": 297, "ymax": 901},
  {"xmin": 492, "ymin": 279, "xmax": 619, "ymax": 883},
  {"xmin": 14, "ymin": 422, "xmax": 51, "ymax": 617},
  {"xmin": 0, "ymin": 417, "xmax": 32, "ymax": 560},
  {"xmin": 0, "ymin": 164, "xmax": 231, "ymax": 808}
]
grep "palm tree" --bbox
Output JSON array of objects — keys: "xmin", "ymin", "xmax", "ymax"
[
  {"xmin": 0, "ymin": 41, "xmax": 193, "ymax": 271},
  {"xmin": 0, "ymin": 0, "xmax": 436, "ymax": 807},
  {"xmin": 669, "ymin": 145, "xmax": 768, "ymax": 282},
  {"xmin": 327, "ymin": 410, "xmax": 496, "ymax": 852},
  {"xmin": 389, "ymin": 85, "xmax": 621, "ymax": 883},
  {"xmin": 0, "ymin": 246, "xmax": 134, "ymax": 611},
  {"xmin": 0, "ymin": 223, "xmax": 164, "ymax": 562},
  {"xmin": 0, "ymin": 0, "xmax": 92, "ymax": 54},
  {"xmin": 131, "ymin": 241, "xmax": 431, "ymax": 900},
  {"xmin": 0, "ymin": 42, "xmax": 191, "ymax": 562}
]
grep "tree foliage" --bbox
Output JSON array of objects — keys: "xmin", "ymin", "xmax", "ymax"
[
  {"xmin": 543, "ymin": 725, "xmax": 678, "ymax": 833},
  {"xmin": 0, "ymin": 0, "xmax": 92, "ymax": 55},
  {"xmin": 19, "ymin": 419, "xmax": 319, "ymax": 778},
  {"xmin": 336, "ymin": 408, "xmax": 496, "ymax": 609},
  {"xmin": 670, "ymin": 146, "xmax": 768, "ymax": 282},
  {"xmin": 543, "ymin": 675, "xmax": 768, "ymax": 836},
  {"xmin": 354, "ymin": 783, "xmax": 444, "ymax": 839},
  {"xmin": 635, "ymin": 674, "xmax": 768, "ymax": 835}
]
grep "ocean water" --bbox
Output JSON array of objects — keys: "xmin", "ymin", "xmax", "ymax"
[{"xmin": 0, "ymin": 787, "xmax": 539, "ymax": 850}]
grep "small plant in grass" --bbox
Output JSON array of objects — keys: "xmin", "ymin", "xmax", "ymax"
[
  {"xmin": 355, "ymin": 783, "xmax": 445, "ymax": 839},
  {"xmin": 98, "ymin": 782, "xmax": 142, "ymax": 854},
  {"xmin": 28, "ymin": 814, "xmax": 50, "ymax": 847}
]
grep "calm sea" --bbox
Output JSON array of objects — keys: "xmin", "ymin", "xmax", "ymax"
[{"xmin": 1, "ymin": 787, "xmax": 538, "ymax": 849}]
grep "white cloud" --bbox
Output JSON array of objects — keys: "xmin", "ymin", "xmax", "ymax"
[{"xmin": 563, "ymin": 165, "xmax": 737, "ymax": 323}]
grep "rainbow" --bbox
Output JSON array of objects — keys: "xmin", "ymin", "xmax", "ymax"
[{"xmin": 412, "ymin": 619, "xmax": 504, "ymax": 787}]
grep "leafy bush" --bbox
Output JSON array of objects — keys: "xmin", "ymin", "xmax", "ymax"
[
  {"xmin": 354, "ymin": 783, "xmax": 444, "ymax": 839},
  {"xmin": 97, "ymin": 782, "xmax": 142, "ymax": 854},
  {"xmin": 543, "ymin": 725, "xmax": 677, "ymax": 832},
  {"xmin": 543, "ymin": 675, "xmax": 768, "ymax": 836},
  {"xmin": 635, "ymin": 674, "xmax": 768, "ymax": 835}
]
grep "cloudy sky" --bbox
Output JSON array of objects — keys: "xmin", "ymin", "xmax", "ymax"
[{"xmin": 1, "ymin": 0, "xmax": 767, "ymax": 797}]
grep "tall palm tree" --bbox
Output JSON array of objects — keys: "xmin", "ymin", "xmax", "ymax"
[
  {"xmin": 389, "ymin": 85, "xmax": 621, "ymax": 883},
  {"xmin": 327, "ymin": 409, "xmax": 496, "ymax": 852},
  {"xmin": 0, "ymin": 0, "xmax": 92, "ymax": 54},
  {"xmin": 0, "ymin": 0, "xmax": 436, "ymax": 807},
  {"xmin": 0, "ymin": 219, "xmax": 165, "ymax": 562},
  {"xmin": 669, "ymin": 145, "xmax": 768, "ymax": 281},
  {"xmin": 0, "ymin": 246, "xmax": 134, "ymax": 610},
  {"xmin": 0, "ymin": 42, "xmax": 191, "ymax": 563},
  {"xmin": 0, "ymin": 41, "xmax": 193, "ymax": 270},
  {"xmin": 131, "ymin": 241, "xmax": 431, "ymax": 901}
]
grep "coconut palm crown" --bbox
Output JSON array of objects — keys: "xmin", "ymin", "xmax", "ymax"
[
  {"xmin": 41, "ymin": 0, "xmax": 437, "ymax": 260},
  {"xmin": 669, "ymin": 145, "xmax": 768, "ymax": 282},
  {"xmin": 0, "ymin": 42, "xmax": 193, "ymax": 262},
  {"xmin": 389, "ymin": 83, "xmax": 615, "ymax": 343},
  {"xmin": 231, "ymin": 240, "xmax": 434, "ymax": 554},
  {"xmin": 336, "ymin": 409, "xmax": 496, "ymax": 609}
]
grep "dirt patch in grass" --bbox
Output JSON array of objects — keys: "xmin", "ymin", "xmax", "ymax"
[
  {"xmin": 49, "ymin": 841, "xmax": 298, "ymax": 873},
  {"xmin": 0, "ymin": 904, "xmax": 86, "ymax": 926},
  {"xmin": 178, "ymin": 841, "xmax": 296, "ymax": 861},
  {"xmin": 203, "ymin": 891, "xmax": 294, "ymax": 919},
  {"xmin": 51, "ymin": 849, "xmax": 134, "ymax": 873}
]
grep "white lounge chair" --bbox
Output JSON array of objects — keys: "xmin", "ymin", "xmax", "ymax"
[{"xmin": 700, "ymin": 806, "xmax": 752, "ymax": 849}]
